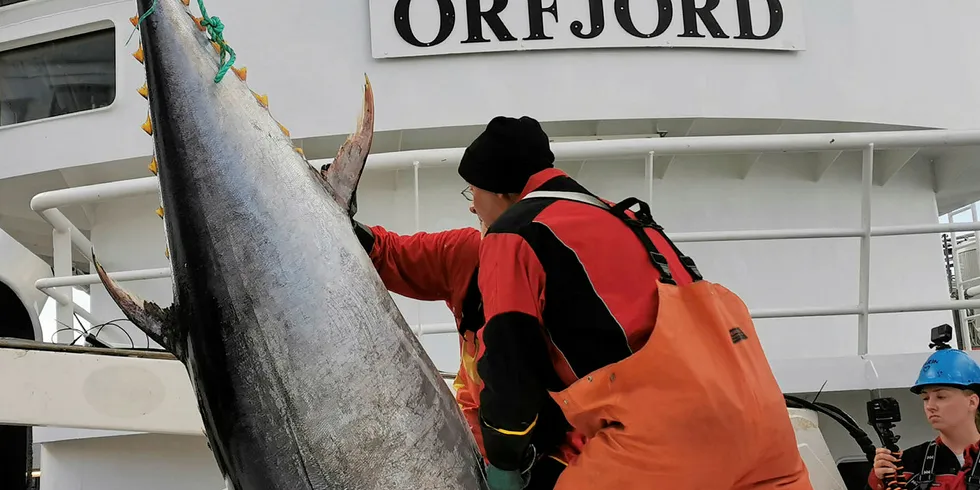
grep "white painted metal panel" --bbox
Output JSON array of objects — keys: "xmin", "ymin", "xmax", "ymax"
[
  {"xmin": 2, "ymin": 340, "xmax": 973, "ymax": 435},
  {"xmin": 0, "ymin": 341, "xmax": 459, "ymax": 435},
  {"xmin": 5, "ymin": 0, "xmax": 980, "ymax": 179},
  {"xmin": 0, "ymin": 341, "xmax": 205, "ymax": 436},
  {"xmin": 790, "ymin": 408, "xmax": 847, "ymax": 490}
]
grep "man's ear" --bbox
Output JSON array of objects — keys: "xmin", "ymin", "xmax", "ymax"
[{"xmin": 501, "ymin": 192, "xmax": 522, "ymax": 203}]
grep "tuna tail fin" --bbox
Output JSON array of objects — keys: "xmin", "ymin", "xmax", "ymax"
[
  {"xmin": 92, "ymin": 251, "xmax": 179, "ymax": 356},
  {"xmin": 320, "ymin": 75, "xmax": 375, "ymax": 216}
]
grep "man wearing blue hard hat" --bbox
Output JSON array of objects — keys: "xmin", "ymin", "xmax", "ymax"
[{"xmin": 870, "ymin": 335, "xmax": 980, "ymax": 490}]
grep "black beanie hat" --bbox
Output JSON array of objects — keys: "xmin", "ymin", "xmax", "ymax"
[{"xmin": 458, "ymin": 116, "xmax": 555, "ymax": 194}]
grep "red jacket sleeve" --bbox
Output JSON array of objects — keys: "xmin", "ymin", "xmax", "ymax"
[
  {"xmin": 867, "ymin": 471, "xmax": 882, "ymax": 490},
  {"xmin": 475, "ymin": 231, "xmax": 551, "ymax": 471},
  {"xmin": 367, "ymin": 225, "xmax": 481, "ymax": 303}
]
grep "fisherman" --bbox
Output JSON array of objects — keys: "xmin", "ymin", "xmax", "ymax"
[
  {"xmin": 457, "ymin": 115, "xmax": 812, "ymax": 490},
  {"xmin": 343, "ymin": 196, "xmax": 584, "ymax": 489},
  {"xmin": 869, "ymin": 348, "xmax": 980, "ymax": 490}
]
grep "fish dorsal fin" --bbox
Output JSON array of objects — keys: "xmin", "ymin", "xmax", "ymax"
[
  {"xmin": 320, "ymin": 75, "xmax": 375, "ymax": 216},
  {"xmin": 93, "ymin": 251, "xmax": 182, "ymax": 358}
]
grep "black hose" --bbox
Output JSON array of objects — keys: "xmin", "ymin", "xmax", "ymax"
[
  {"xmin": 815, "ymin": 401, "xmax": 863, "ymax": 432},
  {"xmin": 784, "ymin": 394, "xmax": 878, "ymax": 463},
  {"xmin": 784, "ymin": 395, "xmax": 860, "ymax": 432}
]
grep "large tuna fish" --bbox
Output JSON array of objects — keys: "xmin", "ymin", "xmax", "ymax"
[{"xmin": 92, "ymin": 0, "xmax": 488, "ymax": 488}]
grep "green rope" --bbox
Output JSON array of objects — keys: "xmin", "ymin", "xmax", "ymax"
[
  {"xmin": 197, "ymin": 0, "xmax": 236, "ymax": 83},
  {"xmin": 125, "ymin": 0, "xmax": 236, "ymax": 84},
  {"xmin": 125, "ymin": 0, "xmax": 157, "ymax": 46}
]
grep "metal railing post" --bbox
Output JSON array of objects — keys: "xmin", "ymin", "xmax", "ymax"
[
  {"xmin": 966, "ymin": 203, "xmax": 980, "ymax": 349},
  {"xmin": 413, "ymin": 160, "xmax": 420, "ymax": 232},
  {"xmin": 52, "ymin": 228, "xmax": 75, "ymax": 343},
  {"xmin": 950, "ymin": 211, "xmax": 971, "ymax": 348},
  {"xmin": 46, "ymin": 289, "xmax": 99, "ymax": 326},
  {"xmin": 413, "ymin": 160, "xmax": 423, "ymax": 337},
  {"xmin": 973, "ymin": 203, "xmax": 980, "ymax": 286},
  {"xmin": 858, "ymin": 144, "xmax": 874, "ymax": 355},
  {"xmin": 645, "ymin": 151, "xmax": 654, "ymax": 204}
]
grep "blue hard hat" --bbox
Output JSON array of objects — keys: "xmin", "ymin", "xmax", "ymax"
[{"xmin": 911, "ymin": 348, "xmax": 980, "ymax": 394}]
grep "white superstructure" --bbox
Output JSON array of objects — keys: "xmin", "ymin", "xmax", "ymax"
[{"xmin": 2, "ymin": 0, "xmax": 980, "ymax": 488}]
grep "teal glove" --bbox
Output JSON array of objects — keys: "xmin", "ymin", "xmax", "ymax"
[{"xmin": 485, "ymin": 464, "xmax": 524, "ymax": 490}]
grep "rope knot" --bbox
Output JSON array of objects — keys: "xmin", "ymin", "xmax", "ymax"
[
  {"xmin": 196, "ymin": 0, "xmax": 235, "ymax": 84},
  {"xmin": 201, "ymin": 16, "xmax": 224, "ymax": 41}
]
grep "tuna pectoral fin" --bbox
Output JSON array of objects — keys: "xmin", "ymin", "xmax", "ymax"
[
  {"xmin": 92, "ymin": 251, "xmax": 177, "ymax": 353},
  {"xmin": 319, "ymin": 163, "xmax": 359, "ymax": 216},
  {"xmin": 321, "ymin": 75, "xmax": 375, "ymax": 216}
]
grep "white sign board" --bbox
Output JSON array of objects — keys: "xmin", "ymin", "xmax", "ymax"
[{"xmin": 368, "ymin": 0, "xmax": 806, "ymax": 59}]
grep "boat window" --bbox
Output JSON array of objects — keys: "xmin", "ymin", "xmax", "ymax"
[
  {"xmin": 0, "ymin": 0, "xmax": 31, "ymax": 6},
  {"xmin": 0, "ymin": 28, "xmax": 115, "ymax": 126}
]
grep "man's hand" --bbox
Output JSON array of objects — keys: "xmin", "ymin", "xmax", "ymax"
[
  {"xmin": 873, "ymin": 447, "xmax": 901, "ymax": 479},
  {"xmin": 485, "ymin": 464, "xmax": 524, "ymax": 490},
  {"xmin": 351, "ymin": 219, "xmax": 375, "ymax": 253}
]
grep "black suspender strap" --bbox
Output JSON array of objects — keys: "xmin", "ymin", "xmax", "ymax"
[
  {"xmin": 609, "ymin": 197, "xmax": 703, "ymax": 282},
  {"xmin": 917, "ymin": 441, "xmax": 939, "ymax": 489},
  {"xmin": 521, "ymin": 191, "xmax": 703, "ymax": 285},
  {"xmin": 912, "ymin": 441, "xmax": 980, "ymax": 490},
  {"xmin": 966, "ymin": 444, "xmax": 980, "ymax": 490}
]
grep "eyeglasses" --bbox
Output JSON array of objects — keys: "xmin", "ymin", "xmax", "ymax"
[{"xmin": 461, "ymin": 187, "xmax": 474, "ymax": 202}]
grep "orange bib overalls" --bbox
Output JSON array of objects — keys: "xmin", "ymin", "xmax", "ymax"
[{"xmin": 534, "ymin": 194, "xmax": 812, "ymax": 490}]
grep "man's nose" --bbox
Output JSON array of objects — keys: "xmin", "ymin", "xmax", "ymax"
[{"xmin": 469, "ymin": 205, "xmax": 477, "ymax": 215}]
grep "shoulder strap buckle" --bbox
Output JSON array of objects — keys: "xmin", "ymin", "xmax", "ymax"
[
  {"xmin": 680, "ymin": 256, "xmax": 702, "ymax": 279},
  {"xmin": 611, "ymin": 198, "xmax": 703, "ymax": 282},
  {"xmin": 610, "ymin": 198, "xmax": 659, "ymax": 229}
]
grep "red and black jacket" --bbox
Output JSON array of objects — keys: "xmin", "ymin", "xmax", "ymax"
[
  {"xmin": 353, "ymin": 221, "xmax": 585, "ymax": 483},
  {"xmin": 474, "ymin": 168, "xmax": 696, "ymax": 471},
  {"xmin": 867, "ymin": 438, "xmax": 980, "ymax": 490}
]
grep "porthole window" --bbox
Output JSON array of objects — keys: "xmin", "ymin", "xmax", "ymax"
[{"xmin": 0, "ymin": 28, "xmax": 115, "ymax": 126}]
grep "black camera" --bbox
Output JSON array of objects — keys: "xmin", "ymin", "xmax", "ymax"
[
  {"xmin": 867, "ymin": 397, "xmax": 902, "ymax": 452},
  {"xmin": 930, "ymin": 324, "xmax": 953, "ymax": 350},
  {"xmin": 867, "ymin": 397, "xmax": 901, "ymax": 425}
]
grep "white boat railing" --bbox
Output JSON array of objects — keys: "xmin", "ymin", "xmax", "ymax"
[
  {"xmin": 28, "ymin": 128, "xmax": 980, "ymax": 352},
  {"xmin": 947, "ymin": 202, "xmax": 980, "ymax": 340}
]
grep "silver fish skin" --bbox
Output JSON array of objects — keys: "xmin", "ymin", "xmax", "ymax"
[{"xmin": 92, "ymin": 0, "xmax": 489, "ymax": 488}]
